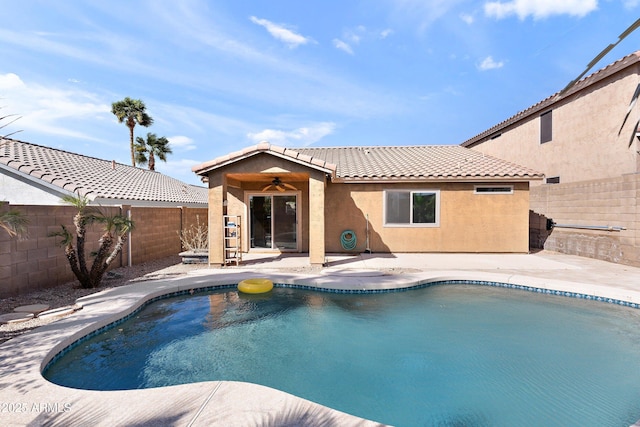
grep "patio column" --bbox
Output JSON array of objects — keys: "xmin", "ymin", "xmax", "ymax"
[
  {"xmin": 308, "ymin": 175, "xmax": 325, "ymax": 265},
  {"xmin": 208, "ymin": 173, "xmax": 224, "ymax": 266}
]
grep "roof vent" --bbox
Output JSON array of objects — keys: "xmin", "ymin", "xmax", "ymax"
[{"xmin": 111, "ymin": 160, "xmax": 115, "ymax": 170}]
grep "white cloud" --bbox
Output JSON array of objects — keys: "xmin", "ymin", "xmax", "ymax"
[
  {"xmin": 333, "ymin": 26, "xmax": 393, "ymax": 54},
  {"xmin": 0, "ymin": 72, "xmax": 110, "ymax": 140},
  {"xmin": 477, "ymin": 56, "xmax": 505, "ymax": 70},
  {"xmin": 380, "ymin": 29, "xmax": 394, "ymax": 39},
  {"xmin": 333, "ymin": 39, "xmax": 354, "ymax": 55},
  {"xmin": 168, "ymin": 135, "xmax": 197, "ymax": 151},
  {"xmin": 249, "ymin": 16, "xmax": 313, "ymax": 48},
  {"xmin": 247, "ymin": 122, "xmax": 336, "ymax": 146},
  {"xmin": 385, "ymin": 0, "xmax": 466, "ymax": 32},
  {"xmin": 155, "ymin": 157, "xmax": 204, "ymax": 186},
  {"xmin": 484, "ymin": 0, "xmax": 598, "ymax": 20},
  {"xmin": 460, "ymin": 13, "xmax": 474, "ymax": 24},
  {"xmin": 624, "ymin": 0, "xmax": 640, "ymax": 8},
  {"xmin": 0, "ymin": 73, "xmax": 25, "ymax": 90},
  {"xmin": 345, "ymin": 31, "xmax": 362, "ymax": 45}
]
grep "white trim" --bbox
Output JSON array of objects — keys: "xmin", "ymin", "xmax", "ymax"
[
  {"xmin": 383, "ymin": 189, "xmax": 440, "ymax": 228},
  {"xmin": 331, "ymin": 176, "xmax": 540, "ymax": 184},
  {"xmin": 473, "ymin": 185, "xmax": 514, "ymax": 195}
]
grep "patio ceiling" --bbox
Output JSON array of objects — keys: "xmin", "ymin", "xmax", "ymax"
[{"xmin": 225, "ymin": 172, "xmax": 310, "ymax": 184}]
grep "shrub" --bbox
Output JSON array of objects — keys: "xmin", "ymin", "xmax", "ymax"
[{"xmin": 179, "ymin": 215, "xmax": 208, "ymax": 252}]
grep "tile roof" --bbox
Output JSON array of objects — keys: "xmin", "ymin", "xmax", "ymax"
[
  {"xmin": 461, "ymin": 50, "xmax": 640, "ymax": 148},
  {"xmin": 295, "ymin": 145, "xmax": 543, "ymax": 181},
  {"xmin": 192, "ymin": 142, "xmax": 543, "ymax": 181},
  {"xmin": 0, "ymin": 138, "xmax": 207, "ymax": 205},
  {"xmin": 192, "ymin": 141, "xmax": 337, "ymax": 176}
]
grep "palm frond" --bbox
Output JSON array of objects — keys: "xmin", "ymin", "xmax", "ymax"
[
  {"xmin": 49, "ymin": 224, "xmax": 73, "ymax": 246},
  {"xmin": 0, "ymin": 209, "xmax": 28, "ymax": 238}
]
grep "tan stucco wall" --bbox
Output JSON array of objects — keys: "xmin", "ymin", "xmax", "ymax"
[
  {"xmin": 308, "ymin": 175, "xmax": 325, "ymax": 264},
  {"xmin": 206, "ymin": 153, "xmax": 326, "ymax": 263},
  {"xmin": 204, "ymin": 154, "xmax": 532, "ymax": 258},
  {"xmin": 324, "ymin": 182, "xmax": 531, "ymax": 253},
  {"xmin": 468, "ymin": 66, "xmax": 640, "ymax": 184}
]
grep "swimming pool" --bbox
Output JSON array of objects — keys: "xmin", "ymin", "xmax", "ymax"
[{"xmin": 44, "ymin": 284, "xmax": 640, "ymax": 426}]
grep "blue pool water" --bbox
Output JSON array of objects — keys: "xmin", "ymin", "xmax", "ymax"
[{"xmin": 44, "ymin": 285, "xmax": 640, "ymax": 426}]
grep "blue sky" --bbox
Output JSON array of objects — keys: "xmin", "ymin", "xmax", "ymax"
[{"xmin": 1, "ymin": 0, "xmax": 639, "ymax": 186}]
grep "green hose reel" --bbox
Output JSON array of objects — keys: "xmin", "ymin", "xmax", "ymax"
[{"xmin": 340, "ymin": 230, "xmax": 357, "ymax": 251}]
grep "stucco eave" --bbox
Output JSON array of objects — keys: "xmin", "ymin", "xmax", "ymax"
[{"xmin": 0, "ymin": 163, "xmax": 78, "ymax": 199}]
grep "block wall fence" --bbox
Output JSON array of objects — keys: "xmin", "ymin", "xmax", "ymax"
[
  {"xmin": 529, "ymin": 173, "xmax": 640, "ymax": 267},
  {"xmin": 0, "ymin": 203, "xmax": 207, "ymax": 297}
]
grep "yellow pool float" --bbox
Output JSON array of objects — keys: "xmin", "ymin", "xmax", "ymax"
[{"xmin": 237, "ymin": 278, "xmax": 273, "ymax": 294}]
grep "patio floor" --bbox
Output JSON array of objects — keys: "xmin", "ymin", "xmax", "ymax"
[{"xmin": 1, "ymin": 251, "xmax": 640, "ymax": 426}]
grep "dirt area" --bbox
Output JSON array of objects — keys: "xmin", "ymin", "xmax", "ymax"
[{"xmin": 0, "ymin": 256, "xmax": 210, "ymax": 344}]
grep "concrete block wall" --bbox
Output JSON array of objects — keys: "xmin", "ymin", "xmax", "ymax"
[
  {"xmin": 530, "ymin": 174, "xmax": 639, "ymax": 266},
  {"xmin": 0, "ymin": 204, "xmax": 208, "ymax": 297},
  {"xmin": 128, "ymin": 207, "xmax": 181, "ymax": 265},
  {"xmin": 0, "ymin": 203, "xmax": 122, "ymax": 297},
  {"xmin": 180, "ymin": 208, "xmax": 209, "ymax": 250}
]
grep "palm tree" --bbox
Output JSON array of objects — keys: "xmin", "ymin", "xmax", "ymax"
[
  {"xmin": 0, "ymin": 114, "xmax": 21, "ymax": 139},
  {"xmin": 134, "ymin": 132, "xmax": 172, "ymax": 171},
  {"xmin": 50, "ymin": 195, "xmax": 134, "ymax": 288},
  {"xmin": 0, "ymin": 208, "xmax": 28, "ymax": 238},
  {"xmin": 1, "ymin": 108, "xmax": 27, "ymax": 238},
  {"xmin": 111, "ymin": 97, "xmax": 153, "ymax": 167}
]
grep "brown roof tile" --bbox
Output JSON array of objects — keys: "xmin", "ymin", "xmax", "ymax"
[
  {"xmin": 192, "ymin": 142, "xmax": 338, "ymax": 176},
  {"xmin": 192, "ymin": 143, "xmax": 542, "ymax": 181},
  {"xmin": 0, "ymin": 138, "xmax": 207, "ymax": 205},
  {"xmin": 294, "ymin": 145, "xmax": 542, "ymax": 181}
]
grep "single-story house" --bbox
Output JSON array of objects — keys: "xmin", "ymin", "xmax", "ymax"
[
  {"xmin": 0, "ymin": 137, "xmax": 207, "ymax": 207},
  {"xmin": 0, "ymin": 138, "xmax": 208, "ymax": 295},
  {"xmin": 192, "ymin": 142, "xmax": 543, "ymax": 265}
]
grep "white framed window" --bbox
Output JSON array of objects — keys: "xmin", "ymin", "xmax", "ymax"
[
  {"xmin": 384, "ymin": 189, "xmax": 440, "ymax": 227},
  {"xmin": 474, "ymin": 185, "xmax": 513, "ymax": 194}
]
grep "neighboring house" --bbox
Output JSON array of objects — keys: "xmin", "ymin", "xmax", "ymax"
[
  {"xmin": 192, "ymin": 142, "xmax": 543, "ymax": 265},
  {"xmin": 0, "ymin": 138, "xmax": 208, "ymax": 296},
  {"xmin": 0, "ymin": 137, "xmax": 207, "ymax": 207},
  {"xmin": 461, "ymin": 51, "xmax": 640, "ymax": 266}
]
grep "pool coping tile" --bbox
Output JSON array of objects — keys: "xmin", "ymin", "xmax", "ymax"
[{"xmin": 2, "ymin": 265, "xmax": 640, "ymax": 426}]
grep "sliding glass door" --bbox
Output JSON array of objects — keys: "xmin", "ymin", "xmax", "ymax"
[{"xmin": 249, "ymin": 194, "xmax": 298, "ymax": 250}]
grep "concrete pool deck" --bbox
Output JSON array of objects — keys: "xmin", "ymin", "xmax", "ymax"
[{"xmin": 1, "ymin": 251, "xmax": 640, "ymax": 426}]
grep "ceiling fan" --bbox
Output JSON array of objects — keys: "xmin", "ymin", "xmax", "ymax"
[{"xmin": 261, "ymin": 177, "xmax": 297, "ymax": 192}]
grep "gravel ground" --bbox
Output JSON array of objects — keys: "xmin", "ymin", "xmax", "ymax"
[{"xmin": 0, "ymin": 256, "xmax": 210, "ymax": 344}]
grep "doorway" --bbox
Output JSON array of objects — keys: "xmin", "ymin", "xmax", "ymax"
[{"xmin": 249, "ymin": 194, "xmax": 298, "ymax": 251}]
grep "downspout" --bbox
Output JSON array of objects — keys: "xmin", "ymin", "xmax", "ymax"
[
  {"xmin": 127, "ymin": 207, "xmax": 132, "ymax": 267},
  {"xmin": 179, "ymin": 206, "xmax": 184, "ymax": 252}
]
